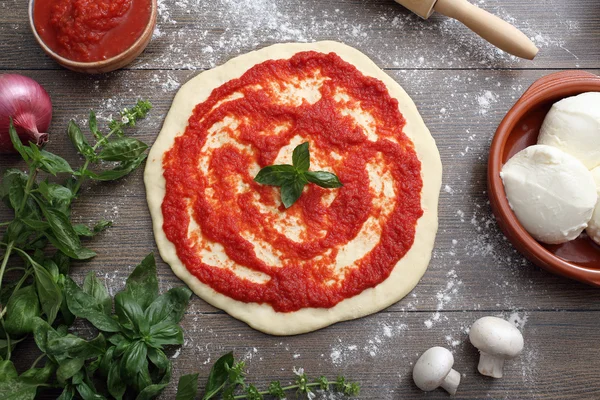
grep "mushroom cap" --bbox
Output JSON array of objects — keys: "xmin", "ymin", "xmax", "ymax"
[
  {"xmin": 469, "ymin": 316, "xmax": 524, "ymax": 358},
  {"xmin": 413, "ymin": 347, "xmax": 455, "ymax": 391}
]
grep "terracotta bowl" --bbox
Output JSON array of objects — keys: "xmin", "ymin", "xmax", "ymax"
[
  {"xmin": 28, "ymin": 0, "xmax": 157, "ymax": 74},
  {"xmin": 488, "ymin": 71, "xmax": 600, "ymax": 286}
]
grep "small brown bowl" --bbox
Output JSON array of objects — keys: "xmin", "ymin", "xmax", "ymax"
[
  {"xmin": 488, "ymin": 71, "xmax": 600, "ymax": 286},
  {"xmin": 28, "ymin": 0, "xmax": 157, "ymax": 74}
]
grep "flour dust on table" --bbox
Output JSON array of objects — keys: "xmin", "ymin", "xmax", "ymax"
[{"xmin": 145, "ymin": 0, "xmax": 582, "ymax": 73}]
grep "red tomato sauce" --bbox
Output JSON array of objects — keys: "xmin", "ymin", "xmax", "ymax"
[
  {"xmin": 162, "ymin": 52, "xmax": 423, "ymax": 312},
  {"xmin": 33, "ymin": 0, "xmax": 151, "ymax": 62}
]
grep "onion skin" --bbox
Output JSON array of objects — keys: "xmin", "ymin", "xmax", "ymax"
[{"xmin": 0, "ymin": 74, "xmax": 52, "ymax": 153}]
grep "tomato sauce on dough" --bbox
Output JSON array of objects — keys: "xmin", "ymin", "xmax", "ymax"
[
  {"xmin": 33, "ymin": 0, "xmax": 151, "ymax": 62},
  {"xmin": 162, "ymin": 51, "xmax": 423, "ymax": 312}
]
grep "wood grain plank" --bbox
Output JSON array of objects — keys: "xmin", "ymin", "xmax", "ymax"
[
  {"xmin": 2, "ymin": 1, "xmax": 600, "ymax": 397},
  {"xmin": 1, "ymin": 68, "xmax": 599, "ymax": 316},
  {"xmin": 162, "ymin": 310, "xmax": 600, "ymax": 399},
  {"xmin": 19, "ymin": 311, "xmax": 600, "ymax": 399},
  {"xmin": 1, "ymin": 0, "xmax": 599, "ymax": 71}
]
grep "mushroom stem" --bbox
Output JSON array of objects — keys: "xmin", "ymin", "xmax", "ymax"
[
  {"xmin": 478, "ymin": 352, "xmax": 505, "ymax": 378},
  {"xmin": 440, "ymin": 368, "xmax": 461, "ymax": 395}
]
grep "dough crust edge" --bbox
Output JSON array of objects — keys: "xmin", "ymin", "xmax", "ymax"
[{"xmin": 144, "ymin": 41, "xmax": 443, "ymax": 335}]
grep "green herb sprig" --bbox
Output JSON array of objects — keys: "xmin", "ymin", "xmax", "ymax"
[
  {"xmin": 176, "ymin": 352, "xmax": 360, "ymax": 400},
  {"xmin": 0, "ymin": 253, "xmax": 192, "ymax": 400},
  {"xmin": 254, "ymin": 142, "xmax": 342, "ymax": 208},
  {"xmin": 0, "ymin": 100, "xmax": 157, "ymax": 398}
]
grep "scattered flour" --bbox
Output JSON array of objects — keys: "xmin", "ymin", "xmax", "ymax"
[
  {"xmin": 137, "ymin": 0, "xmax": 584, "ymax": 89},
  {"xmin": 329, "ymin": 322, "xmax": 408, "ymax": 367},
  {"xmin": 508, "ymin": 311, "xmax": 529, "ymax": 329},
  {"xmin": 476, "ymin": 90, "xmax": 499, "ymax": 114}
]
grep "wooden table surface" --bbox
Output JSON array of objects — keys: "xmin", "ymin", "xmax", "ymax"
[{"xmin": 2, "ymin": 0, "xmax": 600, "ymax": 399}]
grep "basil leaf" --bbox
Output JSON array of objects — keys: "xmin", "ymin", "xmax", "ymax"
[
  {"xmin": 4, "ymin": 285, "xmax": 40, "ymax": 336},
  {"xmin": 6, "ymin": 220, "xmax": 34, "ymax": 247},
  {"xmin": 37, "ymin": 181, "xmax": 73, "ymax": 204},
  {"xmin": 31, "ymin": 318, "xmax": 53, "ymax": 354},
  {"xmin": 108, "ymin": 333, "xmax": 127, "ymax": 347},
  {"xmin": 147, "ymin": 348, "xmax": 169, "ymax": 372},
  {"xmin": 6, "ymin": 170, "xmax": 27, "ymax": 211},
  {"xmin": 305, "ymin": 171, "xmax": 343, "ymax": 188},
  {"xmin": 57, "ymin": 358, "xmax": 85, "ymax": 384},
  {"xmin": 37, "ymin": 204, "xmax": 96, "ymax": 260},
  {"xmin": 107, "ymin": 363, "xmax": 126, "ymax": 400},
  {"xmin": 83, "ymin": 272, "xmax": 112, "ymax": 315},
  {"xmin": 292, "ymin": 142, "xmax": 310, "ymax": 172},
  {"xmin": 42, "ymin": 259, "xmax": 60, "ymax": 281},
  {"xmin": 98, "ymin": 346, "xmax": 115, "ymax": 377},
  {"xmin": 0, "ymin": 381, "xmax": 38, "ymax": 400},
  {"xmin": 71, "ymin": 370, "xmax": 84, "ymax": 385},
  {"xmin": 32, "ymin": 261, "xmax": 62, "ymax": 324},
  {"xmin": 144, "ymin": 286, "xmax": 192, "ymax": 326},
  {"xmin": 114, "ymin": 337, "xmax": 131, "ymax": 358},
  {"xmin": 57, "ymin": 276, "xmax": 75, "ymax": 326},
  {"xmin": 73, "ymin": 221, "xmax": 110, "ymax": 237},
  {"xmin": 86, "ymin": 354, "xmax": 102, "ymax": 376},
  {"xmin": 76, "ymin": 381, "xmax": 106, "ymax": 400},
  {"xmin": 136, "ymin": 366, "xmax": 153, "ymax": 392},
  {"xmin": 73, "ymin": 224, "xmax": 94, "ymax": 237},
  {"xmin": 8, "ymin": 120, "xmax": 30, "ymax": 162},
  {"xmin": 98, "ymin": 138, "xmax": 148, "ymax": 162},
  {"xmin": 0, "ymin": 337, "xmax": 23, "ymax": 357},
  {"xmin": 1, "ymin": 169, "xmax": 27, "ymax": 207},
  {"xmin": 280, "ymin": 179, "xmax": 305, "ymax": 208},
  {"xmin": 148, "ymin": 324, "xmax": 184, "ymax": 347},
  {"xmin": 47, "ymin": 333, "xmax": 106, "ymax": 359},
  {"xmin": 0, "ymin": 380, "xmax": 38, "ymax": 399},
  {"xmin": 254, "ymin": 165, "xmax": 296, "ymax": 186},
  {"xmin": 89, "ymin": 111, "xmax": 104, "ymax": 142},
  {"xmin": 0, "ymin": 360, "xmax": 48, "ymax": 400},
  {"xmin": 176, "ymin": 373, "xmax": 199, "ymax": 400},
  {"xmin": 202, "ymin": 352, "xmax": 234, "ymax": 400},
  {"xmin": 134, "ymin": 362, "xmax": 172, "ymax": 400},
  {"xmin": 121, "ymin": 341, "xmax": 147, "ymax": 380},
  {"xmin": 19, "ymin": 363, "xmax": 54, "ymax": 384},
  {"xmin": 0, "ymin": 360, "xmax": 18, "ymax": 381},
  {"xmin": 37, "ymin": 150, "xmax": 73, "ymax": 176},
  {"xmin": 115, "ymin": 292, "xmax": 148, "ymax": 334},
  {"xmin": 122, "ymin": 253, "xmax": 159, "ymax": 310},
  {"xmin": 53, "ymin": 251, "xmax": 71, "ymax": 275},
  {"xmin": 93, "ymin": 220, "xmax": 112, "ymax": 234},
  {"xmin": 64, "ymin": 278, "xmax": 121, "ymax": 332},
  {"xmin": 68, "ymin": 120, "xmax": 95, "ymax": 160},
  {"xmin": 57, "ymin": 386, "xmax": 75, "ymax": 400},
  {"xmin": 20, "ymin": 218, "xmax": 48, "ymax": 231},
  {"xmin": 85, "ymin": 154, "xmax": 147, "ymax": 181}
]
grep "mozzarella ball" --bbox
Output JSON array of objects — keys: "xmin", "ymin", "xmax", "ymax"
[
  {"xmin": 586, "ymin": 167, "xmax": 600, "ymax": 245},
  {"xmin": 538, "ymin": 92, "xmax": 600, "ymax": 170},
  {"xmin": 500, "ymin": 145, "xmax": 597, "ymax": 244}
]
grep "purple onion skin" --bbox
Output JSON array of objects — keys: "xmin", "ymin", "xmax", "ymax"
[{"xmin": 0, "ymin": 74, "xmax": 52, "ymax": 154}]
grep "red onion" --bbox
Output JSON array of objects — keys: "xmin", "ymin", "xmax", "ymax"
[{"xmin": 0, "ymin": 74, "xmax": 52, "ymax": 153}]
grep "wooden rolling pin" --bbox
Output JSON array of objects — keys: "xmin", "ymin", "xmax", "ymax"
[{"xmin": 396, "ymin": 0, "xmax": 538, "ymax": 60}]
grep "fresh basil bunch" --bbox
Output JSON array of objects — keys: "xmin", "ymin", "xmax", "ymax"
[
  {"xmin": 0, "ymin": 254, "xmax": 191, "ymax": 400},
  {"xmin": 0, "ymin": 101, "xmax": 165, "ymax": 399}
]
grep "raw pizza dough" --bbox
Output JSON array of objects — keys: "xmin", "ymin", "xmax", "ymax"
[{"xmin": 144, "ymin": 41, "xmax": 442, "ymax": 335}]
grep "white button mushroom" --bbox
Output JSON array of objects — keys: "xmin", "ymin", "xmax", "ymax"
[
  {"xmin": 413, "ymin": 347, "xmax": 461, "ymax": 395},
  {"xmin": 469, "ymin": 316, "xmax": 524, "ymax": 378}
]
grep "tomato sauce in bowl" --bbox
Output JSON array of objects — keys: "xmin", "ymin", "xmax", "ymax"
[{"xmin": 33, "ymin": 0, "xmax": 152, "ymax": 63}]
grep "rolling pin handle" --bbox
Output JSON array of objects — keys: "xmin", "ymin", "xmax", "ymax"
[{"xmin": 434, "ymin": 0, "xmax": 539, "ymax": 60}]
